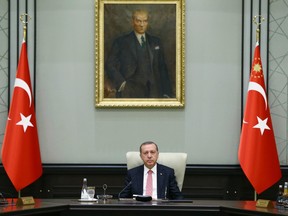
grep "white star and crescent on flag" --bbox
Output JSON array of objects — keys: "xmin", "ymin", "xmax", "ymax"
[
  {"xmin": 253, "ymin": 116, "xmax": 270, "ymax": 135},
  {"xmin": 16, "ymin": 113, "xmax": 34, "ymax": 132},
  {"xmin": 242, "ymin": 60, "xmax": 271, "ymax": 136},
  {"xmin": 8, "ymin": 77, "xmax": 34, "ymax": 133}
]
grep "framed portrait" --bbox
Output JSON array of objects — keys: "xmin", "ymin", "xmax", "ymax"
[{"xmin": 95, "ymin": 0, "xmax": 185, "ymax": 108}]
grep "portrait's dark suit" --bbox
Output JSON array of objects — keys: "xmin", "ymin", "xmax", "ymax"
[
  {"xmin": 119, "ymin": 163, "xmax": 183, "ymax": 200},
  {"xmin": 105, "ymin": 31, "xmax": 172, "ymax": 98}
]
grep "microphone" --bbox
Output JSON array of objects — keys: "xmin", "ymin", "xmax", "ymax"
[
  {"xmin": 0, "ymin": 192, "xmax": 8, "ymax": 206},
  {"xmin": 118, "ymin": 181, "xmax": 132, "ymax": 200},
  {"xmin": 164, "ymin": 187, "xmax": 167, "ymax": 200},
  {"xmin": 0, "ymin": 192, "xmax": 15, "ymax": 206}
]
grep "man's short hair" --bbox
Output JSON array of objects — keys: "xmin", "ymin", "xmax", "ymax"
[
  {"xmin": 140, "ymin": 141, "xmax": 158, "ymax": 153},
  {"xmin": 132, "ymin": 9, "xmax": 149, "ymax": 20}
]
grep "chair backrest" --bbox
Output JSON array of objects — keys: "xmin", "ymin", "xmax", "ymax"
[{"xmin": 126, "ymin": 151, "xmax": 187, "ymax": 191}]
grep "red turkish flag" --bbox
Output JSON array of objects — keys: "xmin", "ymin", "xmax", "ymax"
[
  {"xmin": 1, "ymin": 40, "xmax": 42, "ymax": 191},
  {"xmin": 238, "ymin": 43, "xmax": 281, "ymax": 194}
]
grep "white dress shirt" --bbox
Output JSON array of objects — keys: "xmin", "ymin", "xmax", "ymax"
[{"xmin": 135, "ymin": 32, "xmax": 146, "ymax": 46}]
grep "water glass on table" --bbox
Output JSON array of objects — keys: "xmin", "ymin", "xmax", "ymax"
[{"xmin": 87, "ymin": 186, "xmax": 95, "ymax": 200}]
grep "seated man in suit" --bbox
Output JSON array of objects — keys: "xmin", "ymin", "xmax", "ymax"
[{"xmin": 119, "ymin": 141, "xmax": 183, "ymax": 200}]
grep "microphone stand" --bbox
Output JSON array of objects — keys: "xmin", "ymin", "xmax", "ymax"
[{"xmin": 118, "ymin": 181, "xmax": 132, "ymax": 200}]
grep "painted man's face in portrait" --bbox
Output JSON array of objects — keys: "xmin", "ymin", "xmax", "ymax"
[{"xmin": 132, "ymin": 11, "xmax": 148, "ymax": 34}]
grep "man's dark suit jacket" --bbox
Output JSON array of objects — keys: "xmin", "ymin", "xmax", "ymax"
[
  {"xmin": 105, "ymin": 31, "xmax": 172, "ymax": 98},
  {"xmin": 119, "ymin": 163, "xmax": 183, "ymax": 200}
]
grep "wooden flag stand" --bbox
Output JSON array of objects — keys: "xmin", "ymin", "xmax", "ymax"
[
  {"xmin": 16, "ymin": 196, "xmax": 35, "ymax": 206},
  {"xmin": 16, "ymin": 190, "xmax": 35, "ymax": 206},
  {"xmin": 254, "ymin": 191, "xmax": 273, "ymax": 208},
  {"xmin": 256, "ymin": 199, "xmax": 274, "ymax": 208}
]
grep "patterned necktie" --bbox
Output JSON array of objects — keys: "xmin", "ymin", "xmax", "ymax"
[
  {"xmin": 146, "ymin": 170, "xmax": 153, "ymax": 196},
  {"xmin": 141, "ymin": 35, "xmax": 146, "ymax": 48}
]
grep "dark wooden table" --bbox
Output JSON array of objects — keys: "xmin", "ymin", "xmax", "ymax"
[{"xmin": 1, "ymin": 198, "xmax": 288, "ymax": 216}]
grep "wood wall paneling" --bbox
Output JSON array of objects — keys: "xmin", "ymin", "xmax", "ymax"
[{"xmin": 0, "ymin": 165, "xmax": 282, "ymax": 201}]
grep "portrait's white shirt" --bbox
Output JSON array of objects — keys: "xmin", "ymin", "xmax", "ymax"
[
  {"xmin": 143, "ymin": 165, "xmax": 157, "ymax": 199},
  {"xmin": 135, "ymin": 32, "xmax": 146, "ymax": 45}
]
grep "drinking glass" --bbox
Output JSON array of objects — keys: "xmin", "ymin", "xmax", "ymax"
[{"xmin": 87, "ymin": 186, "xmax": 95, "ymax": 200}]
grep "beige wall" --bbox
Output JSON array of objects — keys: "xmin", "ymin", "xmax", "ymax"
[
  {"xmin": 34, "ymin": 0, "xmax": 242, "ymax": 164},
  {"xmin": 5, "ymin": 0, "xmax": 285, "ymax": 165}
]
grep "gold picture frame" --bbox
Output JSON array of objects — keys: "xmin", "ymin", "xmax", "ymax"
[{"xmin": 95, "ymin": 0, "xmax": 185, "ymax": 108}]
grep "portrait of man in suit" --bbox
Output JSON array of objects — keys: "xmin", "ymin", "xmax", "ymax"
[{"xmin": 104, "ymin": 5, "xmax": 176, "ymax": 99}]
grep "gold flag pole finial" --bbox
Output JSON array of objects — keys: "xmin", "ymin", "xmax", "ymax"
[
  {"xmin": 19, "ymin": 13, "xmax": 31, "ymax": 41},
  {"xmin": 253, "ymin": 15, "xmax": 265, "ymax": 43}
]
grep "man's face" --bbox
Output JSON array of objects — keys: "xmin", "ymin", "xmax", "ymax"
[
  {"xmin": 132, "ymin": 12, "xmax": 148, "ymax": 34},
  {"xmin": 140, "ymin": 143, "xmax": 159, "ymax": 169}
]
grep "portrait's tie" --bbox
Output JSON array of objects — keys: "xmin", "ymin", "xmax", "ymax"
[
  {"xmin": 141, "ymin": 35, "xmax": 146, "ymax": 48},
  {"xmin": 146, "ymin": 170, "xmax": 153, "ymax": 196}
]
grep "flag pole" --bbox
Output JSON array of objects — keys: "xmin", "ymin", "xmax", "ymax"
[
  {"xmin": 16, "ymin": 13, "xmax": 34, "ymax": 205},
  {"xmin": 19, "ymin": 13, "xmax": 31, "ymax": 42},
  {"xmin": 252, "ymin": 15, "xmax": 265, "ymax": 202},
  {"xmin": 17, "ymin": 14, "xmax": 30, "ymax": 201},
  {"xmin": 252, "ymin": 15, "xmax": 265, "ymax": 44}
]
